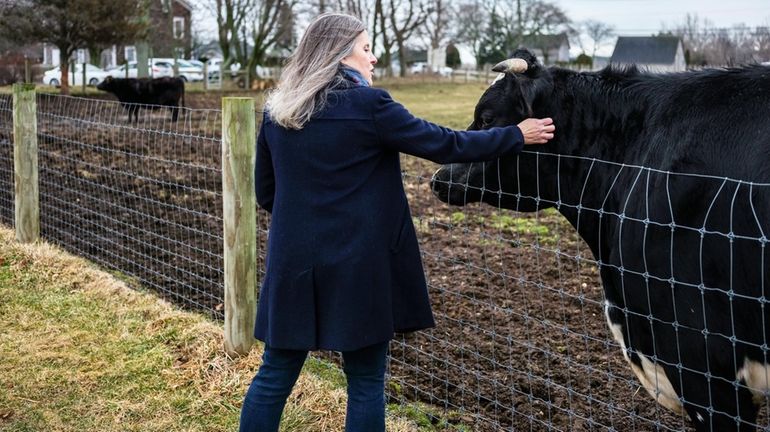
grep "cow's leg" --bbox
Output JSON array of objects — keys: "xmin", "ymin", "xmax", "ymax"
[
  {"xmin": 171, "ymin": 105, "xmax": 179, "ymax": 122},
  {"xmin": 678, "ymin": 369, "xmax": 758, "ymax": 432},
  {"xmin": 604, "ymin": 302, "xmax": 685, "ymax": 413}
]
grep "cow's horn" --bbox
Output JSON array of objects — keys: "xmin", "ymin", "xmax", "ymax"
[{"xmin": 491, "ymin": 58, "xmax": 528, "ymax": 74}]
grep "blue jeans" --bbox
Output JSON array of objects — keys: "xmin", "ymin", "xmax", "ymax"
[{"xmin": 239, "ymin": 341, "xmax": 389, "ymax": 432}]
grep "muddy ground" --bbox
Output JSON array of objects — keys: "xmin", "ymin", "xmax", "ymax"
[{"xmin": 1, "ymin": 91, "xmax": 759, "ymax": 431}]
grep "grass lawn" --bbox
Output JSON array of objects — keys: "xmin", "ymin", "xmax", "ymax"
[
  {"xmin": 0, "ymin": 226, "xmax": 428, "ymax": 432},
  {"xmin": 383, "ymin": 81, "xmax": 489, "ymax": 130}
]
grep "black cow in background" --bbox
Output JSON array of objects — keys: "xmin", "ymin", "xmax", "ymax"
[
  {"xmin": 431, "ymin": 49, "xmax": 770, "ymax": 431},
  {"xmin": 97, "ymin": 76, "xmax": 185, "ymax": 123}
]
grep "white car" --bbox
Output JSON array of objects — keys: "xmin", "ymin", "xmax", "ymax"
[
  {"xmin": 409, "ymin": 62, "xmax": 453, "ymax": 77},
  {"xmin": 43, "ymin": 64, "xmax": 111, "ymax": 86},
  {"xmin": 206, "ymin": 58, "xmax": 241, "ymax": 77},
  {"xmin": 106, "ymin": 61, "xmax": 174, "ymax": 79},
  {"xmin": 410, "ymin": 62, "xmax": 428, "ymax": 74},
  {"xmin": 150, "ymin": 58, "xmax": 204, "ymax": 82}
]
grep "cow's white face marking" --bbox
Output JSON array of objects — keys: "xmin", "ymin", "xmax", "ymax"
[
  {"xmin": 604, "ymin": 301, "xmax": 684, "ymax": 414},
  {"xmin": 491, "ymin": 73, "xmax": 505, "ymax": 86},
  {"xmin": 737, "ymin": 359, "xmax": 770, "ymax": 404}
]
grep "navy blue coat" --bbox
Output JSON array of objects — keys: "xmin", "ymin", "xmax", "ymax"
[{"xmin": 255, "ymin": 85, "xmax": 525, "ymax": 351}]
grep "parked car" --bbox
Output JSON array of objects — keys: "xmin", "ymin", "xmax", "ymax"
[
  {"xmin": 42, "ymin": 64, "xmax": 111, "ymax": 87},
  {"xmin": 150, "ymin": 58, "xmax": 204, "ymax": 82},
  {"xmin": 410, "ymin": 62, "xmax": 453, "ymax": 77},
  {"xmin": 206, "ymin": 58, "xmax": 241, "ymax": 77},
  {"xmin": 106, "ymin": 60, "xmax": 173, "ymax": 79},
  {"xmin": 436, "ymin": 66, "xmax": 453, "ymax": 77},
  {"xmin": 188, "ymin": 59, "xmax": 205, "ymax": 69},
  {"xmin": 410, "ymin": 62, "xmax": 428, "ymax": 74}
]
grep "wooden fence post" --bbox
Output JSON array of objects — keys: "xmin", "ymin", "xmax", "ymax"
[
  {"xmin": 203, "ymin": 63, "xmax": 209, "ymax": 91},
  {"xmin": 222, "ymin": 97, "xmax": 257, "ymax": 356},
  {"xmin": 24, "ymin": 57, "xmax": 31, "ymax": 84},
  {"xmin": 12, "ymin": 83, "xmax": 39, "ymax": 243}
]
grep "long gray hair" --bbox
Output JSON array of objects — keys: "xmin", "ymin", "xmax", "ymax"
[{"xmin": 266, "ymin": 13, "xmax": 365, "ymax": 130}]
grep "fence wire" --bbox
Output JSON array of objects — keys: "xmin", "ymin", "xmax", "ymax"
[
  {"xmin": 2, "ymin": 92, "xmax": 769, "ymax": 431},
  {"xmin": 0, "ymin": 94, "xmax": 12, "ymax": 227},
  {"xmin": 31, "ymin": 94, "xmax": 226, "ymax": 318}
]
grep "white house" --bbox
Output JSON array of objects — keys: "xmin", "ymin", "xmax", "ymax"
[{"xmin": 519, "ymin": 33, "xmax": 570, "ymax": 65}]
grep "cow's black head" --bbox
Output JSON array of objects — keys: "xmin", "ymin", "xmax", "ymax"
[
  {"xmin": 431, "ymin": 49, "xmax": 558, "ymax": 212},
  {"xmin": 96, "ymin": 76, "xmax": 115, "ymax": 92}
]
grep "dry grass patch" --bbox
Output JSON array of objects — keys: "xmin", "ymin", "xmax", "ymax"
[
  {"xmin": 384, "ymin": 82, "xmax": 488, "ymax": 130},
  {"xmin": 0, "ymin": 227, "xmax": 420, "ymax": 431}
]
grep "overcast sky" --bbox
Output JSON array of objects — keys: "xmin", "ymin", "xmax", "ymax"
[{"xmin": 192, "ymin": 0, "xmax": 770, "ymax": 58}]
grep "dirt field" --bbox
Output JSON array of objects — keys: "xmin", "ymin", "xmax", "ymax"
[{"xmin": 0, "ymin": 89, "xmax": 705, "ymax": 431}]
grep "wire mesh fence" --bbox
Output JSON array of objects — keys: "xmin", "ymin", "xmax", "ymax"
[
  {"xmin": 23, "ymin": 94, "xmax": 226, "ymax": 318},
  {"xmin": 2, "ymin": 91, "xmax": 769, "ymax": 431},
  {"xmin": 0, "ymin": 94, "xmax": 12, "ymax": 227}
]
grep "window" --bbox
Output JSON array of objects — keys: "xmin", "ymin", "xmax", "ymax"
[
  {"xmin": 174, "ymin": 47, "xmax": 185, "ymax": 60},
  {"xmin": 173, "ymin": 17, "xmax": 185, "ymax": 39},
  {"xmin": 125, "ymin": 46, "xmax": 137, "ymax": 63}
]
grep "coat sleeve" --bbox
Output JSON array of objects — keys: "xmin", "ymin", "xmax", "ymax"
[
  {"xmin": 255, "ymin": 113, "xmax": 274, "ymax": 213},
  {"xmin": 371, "ymin": 89, "xmax": 525, "ymax": 164}
]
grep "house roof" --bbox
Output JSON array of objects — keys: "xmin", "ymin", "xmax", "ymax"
[
  {"xmin": 610, "ymin": 36, "xmax": 682, "ymax": 64},
  {"xmin": 518, "ymin": 33, "xmax": 570, "ymax": 51},
  {"xmin": 161, "ymin": 0, "xmax": 193, "ymax": 12}
]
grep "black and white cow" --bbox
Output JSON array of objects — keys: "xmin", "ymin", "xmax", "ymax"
[
  {"xmin": 97, "ymin": 76, "xmax": 185, "ymax": 123},
  {"xmin": 431, "ymin": 49, "xmax": 770, "ymax": 431}
]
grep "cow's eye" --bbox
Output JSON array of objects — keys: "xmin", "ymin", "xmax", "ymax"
[{"xmin": 480, "ymin": 114, "xmax": 493, "ymax": 127}]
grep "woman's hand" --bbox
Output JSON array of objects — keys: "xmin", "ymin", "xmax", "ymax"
[{"xmin": 518, "ymin": 118, "xmax": 555, "ymax": 145}]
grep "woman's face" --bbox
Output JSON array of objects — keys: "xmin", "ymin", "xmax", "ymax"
[{"xmin": 341, "ymin": 30, "xmax": 377, "ymax": 85}]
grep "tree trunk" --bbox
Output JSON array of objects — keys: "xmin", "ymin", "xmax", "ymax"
[
  {"xmin": 377, "ymin": 0, "xmax": 394, "ymax": 77},
  {"xmin": 60, "ymin": 58, "xmax": 70, "ymax": 95},
  {"xmin": 396, "ymin": 36, "xmax": 407, "ymax": 78}
]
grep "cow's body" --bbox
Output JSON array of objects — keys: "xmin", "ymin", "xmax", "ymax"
[
  {"xmin": 97, "ymin": 76, "xmax": 185, "ymax": 123},
  {"xmin": 431, "ymin": 50, "xmax": 770, "ymax": 431}
]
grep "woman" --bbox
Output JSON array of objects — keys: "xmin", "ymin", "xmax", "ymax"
[{"xmin": 240, "ymin": 12, "xmax": 555, "ymax": 432}]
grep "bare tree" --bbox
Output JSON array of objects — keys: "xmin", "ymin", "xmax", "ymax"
[
  {"xmin": 246, "ymin": 0, "xmax": 297, "ymax": 78},
  {"xmin": 296, "ymin": 0, "xmax": 371, "ymax": 23},
  {"xmin": 422, "ymin": 0, "xmax": 452, "ymax": 67},
  {"xmin": 491, "ymin": 0, "xmax": 570, "ymax": 49},
  {"xmin": 387, "ymin": 0, "xmax": 429, "ymax": 77},
  {"xmin": 210, "ymin": 0, "xmax": 254, "ymax": 68},
  {"xmin": 582, "ymin": 19, "xmax": 614, "ymax": 58},
  {"xmin": 209, "ymin": 0, "xmax": 297, "ymax": 83},
  {"xmin": 753, "ymin": 26, "xmax": 770, "ymax": 62},
  {"xmin": 453, "ymin": 0, "xmax": 488, "ymax": 68},
  {"xmin": 673, "ymin": 13, "xmax": 711, "ymax": 65},
  {"xmin": 0, "ymin": 0, "xmax": 147, "ymax": 94},
  {"xmin": 372, "ymin": 0, "xmax": 396, "ymax": 75},
  {"xmin": 673, "ymin": 14, "xmax": 770, "ymax": 66}
]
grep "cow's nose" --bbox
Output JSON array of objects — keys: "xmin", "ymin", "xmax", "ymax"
[{"xmin": 430, "ymin": 167, "xmax": 451, "ymax": 202}]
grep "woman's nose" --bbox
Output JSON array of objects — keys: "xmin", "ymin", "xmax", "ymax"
[{"xmin": 371, "ymin": 55, "xmax": 378, "ymax": 65}]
